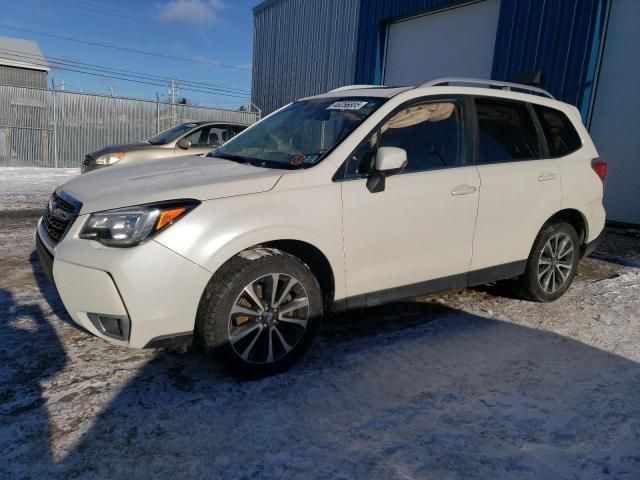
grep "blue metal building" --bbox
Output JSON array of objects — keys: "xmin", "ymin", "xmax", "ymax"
[{"xmin": 252, "ymin": 0, "xmax": 639, "ymax": 223}]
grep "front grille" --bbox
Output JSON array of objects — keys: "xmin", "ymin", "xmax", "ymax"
[
  {"xmin": 42, "ymin": 191, "xmax": 81, "ymax": 245},
  {"xmin": 82, "ymin": 155, "xmax": 92, "ymax": 166}
]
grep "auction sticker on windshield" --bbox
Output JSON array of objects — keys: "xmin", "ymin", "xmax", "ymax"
[{"xmin": 327, "ymin": 101, "xmax": 369, "ymax": 110}]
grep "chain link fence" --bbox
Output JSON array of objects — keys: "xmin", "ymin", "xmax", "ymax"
[{"xmin": 0, "ymin": 84, "xmax": 259, "ymax": 168}]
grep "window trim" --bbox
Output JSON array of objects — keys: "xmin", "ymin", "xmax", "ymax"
[
  {"xmin": 471, "ymin": 95, "xmax": 547, "ymax": 166},
  {"xmin": 333, "ymin": 94, "xmax": 473, "ymax": 182},
  {"xmin": 530, "ymin": 104, "xmax": 583, "ymax": 159}
]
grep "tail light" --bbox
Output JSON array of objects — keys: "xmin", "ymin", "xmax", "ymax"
[{"xmin": 591, "ymin": 157, "xmax": 608, "ymax": 182}]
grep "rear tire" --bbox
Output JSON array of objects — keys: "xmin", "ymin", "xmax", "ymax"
[
  {"xmin": 195, "ymin": 248, "xmax": 322, "ymax": 378},
  {"xmin": 513, "ymin": 221, "xmax": 580, "ymax": 302}
]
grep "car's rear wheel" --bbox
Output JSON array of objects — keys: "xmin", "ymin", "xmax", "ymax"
[
  {"xmin": 196, "ymin": 248, "xmax": 322, "ymax": 377},
  {"xmin": 513, "ymin": 221, "xmax": 580, "ymax": 302}
]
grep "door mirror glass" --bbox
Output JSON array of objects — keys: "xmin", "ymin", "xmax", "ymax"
[
  {"xmin": 177, "ymin": 138, "xmax": 191, "ymax": 150},
  {"xmin": 375, "ymin": 147, "xmax": 407, "ymax": 173}
]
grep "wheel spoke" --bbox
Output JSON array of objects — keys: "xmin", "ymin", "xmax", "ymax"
[
  {"xmin": 230, "ymin": 322, "xmax": 262, "ymax": 344},
  {"xmin": 268, "ymin": 273, "xmax": 280, "ymax": 308},
  {"xmin": 231, "ymin": 304, "xmax": 261, "ymax": 317},
  {"xmin": 277, "ymin": 315, "xmax": 308, "ymax": 328},
  {"xmin": 244, "ymin": 283, "xmax": 265, "ymax": 312},
  {"xmin": 538, "ymin": 265, "xmax": 551, "ymax": 280},
  {"xmin": 557, "ymin": 262, "xmax": 572, "ymax": 270},
  {"xmin": 556, "ymin": 265, "xmax": 569, "ymax": 281},
  {"xmin": 273, "ymin": 326, "xmax": 293, "ymax": 353},
  {"xmin": 240, "ymin": 328, "xmax": 263, "ymax": 360},
  {"xmin": 542, "ymin": 268, "xmax": 553, "ymax": 291},
  {"xmin": 538, "ymin": 258, "xmax": 552, "ymax": 266},
  {"xmin": 275, "ymin": 277, "xmax": 298, "ymax": 307},
  {"xmin": 266, "ymin": 328, "xmax": 274, "ymax": 363},
  {"xmin": 279, "ymin": 297, "xmax": 309, "ymax": 315},
  {"xmin": 558, "ymin": 245, "xmax": 574, "ymax": 259}
]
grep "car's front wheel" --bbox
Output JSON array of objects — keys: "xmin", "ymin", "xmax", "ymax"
[
  {"xmin": 513, "ymin": 221, "xmax": 580, "ymax": 302},
  {"xmin": 196, "ymin": 248, "xmax": 323, "ymax": 377}
]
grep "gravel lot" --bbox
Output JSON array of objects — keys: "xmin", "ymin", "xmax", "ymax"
[{"xmin": 1, "ymin": 168, "xmax": 639, "ymax": 479}]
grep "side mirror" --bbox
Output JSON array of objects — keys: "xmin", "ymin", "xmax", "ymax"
[
  {"xmin": 366, "ymin": 147, "xmax": 407, "ymax": 193},
  {"xmin": 177, "ymin": 138, "xmax": 191, "ymax": 150}
]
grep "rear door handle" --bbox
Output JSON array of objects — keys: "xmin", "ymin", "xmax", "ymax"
[
  {"xmin": 451, "ymin": 185, "xmax": 477, "ymax": 196},
  {"xmin": 538, "ymin": 172, "xmax": 557, "ymax": 182}
]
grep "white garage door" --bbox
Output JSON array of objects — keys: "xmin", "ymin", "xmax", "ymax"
[
  {"xmin": 589, "ymin": 0, "xmax": 640, "ymax": 224},
  {"xmin": 383, "ymin": 0, "xmax": 501, "ymax": 86}
]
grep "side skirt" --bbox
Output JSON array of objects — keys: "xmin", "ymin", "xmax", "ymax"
[{"xmin": 333, "ymin": 260, "xmax": 527, "ymax": 312}]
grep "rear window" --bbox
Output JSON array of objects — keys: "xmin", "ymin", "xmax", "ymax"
[
  {"xmin": 533, "ymin": 105, "xmax": 582, "ymax": 157},
  {"xmin": 475, "ymin": 98, "xmax": 542, "ymax": 163}
]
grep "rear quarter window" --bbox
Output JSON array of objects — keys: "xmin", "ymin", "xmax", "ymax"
[{"xmin": 532, "ymin": 105, "xmax": 582, "ymax": 157}]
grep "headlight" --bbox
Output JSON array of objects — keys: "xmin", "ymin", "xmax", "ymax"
[
  {"xmin": 79, "ymin": 200, "xmax": 199, "ymax": 247},
  {"xmin": 95, "ymin": 152, "xmax": 126, "ymax": 165}
]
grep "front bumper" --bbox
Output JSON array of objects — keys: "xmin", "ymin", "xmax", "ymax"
[{"xmin": 35, "ymin": 218, "xmax": 212, "ymax": 348}]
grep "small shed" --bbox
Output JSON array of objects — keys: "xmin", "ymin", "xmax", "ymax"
[{"xmin": 0, "ymin": 36, "xmax": 49, "ymax": 88}]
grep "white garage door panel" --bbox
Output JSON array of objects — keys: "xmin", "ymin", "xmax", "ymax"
[
  {"xmin": 589, "ymin": 0, "xmax": 640, "ymax": 224},
  {"xmin": 383, "ymin": 0, "xmax": 501, "ymax": 86}
]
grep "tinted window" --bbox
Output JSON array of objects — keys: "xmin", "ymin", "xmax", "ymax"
[
  {"xmin": 475, "ymin": 99, "xmax": 541, "ymax": 163},
  {"xmin": 346, "ymin": 100, "xmax": 465, "ymax": 176},
  {"xmin": 533, "ymin": 105, "xmax": 582, "ymax": 156}
]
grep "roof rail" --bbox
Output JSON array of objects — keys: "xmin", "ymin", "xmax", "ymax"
[
  {"xmin": 329, "ymin": 84, "xmax": 384, "ymax": 92},
  {"xmin": 419, "ymin": 77, "xmax": 554, "ymax": 99}
]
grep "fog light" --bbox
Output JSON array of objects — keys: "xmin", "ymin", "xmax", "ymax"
[{"xmin": 88, "ymin": 313, "xmax": 130, "ymax": 341}]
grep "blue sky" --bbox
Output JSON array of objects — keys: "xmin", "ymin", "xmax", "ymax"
[{"xmin": 0, "ymin": 0, "xmax": 262, "ymax": 109}]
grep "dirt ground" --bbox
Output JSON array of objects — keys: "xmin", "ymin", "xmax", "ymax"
[{"xmin": 1, "ymin": 169, "xmax": 639, "ymax": 479}]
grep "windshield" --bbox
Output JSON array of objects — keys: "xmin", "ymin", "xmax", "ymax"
[
  {"xmin": 148, "ymin": 123, "xmax": 200, "ymax": 144},
  {"xmin": 210, "ymin": 98, "xmax": 385, "ymax": 169}
]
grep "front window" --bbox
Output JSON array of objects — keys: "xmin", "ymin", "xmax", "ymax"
[
  {"xmin": 346, "ymin": 99, "xmax": 466, "ymax": 177},
  {"xmin": 211, "ymin": 98, "xmax": 385, "ymax": 169},
  {"xmin": 148, "ymin": 123, "xmax": 200, "ymax": 145}
]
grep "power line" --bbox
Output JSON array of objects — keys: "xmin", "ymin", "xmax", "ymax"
[
  {"xmin": 42, "ymin": 0, "xmax": 148, "ymax": 24},
  {"xmin": 0, "ymin": 52, "xmax": 251, "ymax": 100},
  {"xmin": 0, "ymin": 24, "xmax": 252, "ymax": 72},
  {"xmin": 0, "ymin": 47, "xmax": 250, "ymax": 95}
]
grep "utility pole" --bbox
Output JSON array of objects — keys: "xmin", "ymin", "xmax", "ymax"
[
  {"xmin": 168, "ymin": 79, "xmax": 179, "ymax": 104},
  {"xmin": 51, "ymin": 79, "xmax": 59, "ymax": 168},
  {"xmin": 108, "ymin": 86, "xmax": 115, "ymax": 96},
  {"xmin": 60, "ymin": 79, "xmax": 65, "ymax": 91}
]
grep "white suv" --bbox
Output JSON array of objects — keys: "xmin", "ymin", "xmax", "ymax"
[{"xmin": 36, "ymin": 78, "xmax": 607, "ymax": 376}]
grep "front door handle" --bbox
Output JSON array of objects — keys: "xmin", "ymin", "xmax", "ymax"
[
  {"xmin": 451, "ymin": 184, "xmax": 477, "ymax": 196},
  {"xmin": 538, "ymin": 172, "xmax": 557, "ymax": 182}
]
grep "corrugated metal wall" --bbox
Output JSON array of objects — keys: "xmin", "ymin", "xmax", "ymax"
[
  {"xmin": 0, "ymin": 84, "xmax": 258, "ymax": 167},
  {"xmin": 253, "ymin": 0, "xmax": 609, "ymax": 117},
  {"xmin": 0, "ymin": 65, "xmax": 47, "ymax": 88},
  {"xmin": 491, "ymin": 0, "xmax": 609, "ymax": 114},
  {"xmin": 252, "ymin": 0, "xmax": 361, "ymax": 114},
  {"xmin": 354, "ymin": 0, "xmax": 609, "ymax": 115}
]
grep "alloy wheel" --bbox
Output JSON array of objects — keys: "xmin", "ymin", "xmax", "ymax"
[
  {"xmin": 228, "ymin": 273, "xmax": 310, "ymax": 364},
  {"xmin": 537, "ymin": 232, "xmax": 575, "ymax": 293}
]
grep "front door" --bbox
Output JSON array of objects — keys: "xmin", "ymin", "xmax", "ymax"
[{"xmin": 339, "ymin": 98, "xmax": 480, "ymax": 307}]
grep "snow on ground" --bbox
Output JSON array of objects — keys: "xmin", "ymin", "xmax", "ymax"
[
  {"xmin": 0, "ymin": 167, "xmax": 79, "ymax": 212},
  {"xmin": 0, "ymin": 170, "xmax": 639, "ymax": 479}
]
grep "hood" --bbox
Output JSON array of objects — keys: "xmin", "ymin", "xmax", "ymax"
[
  {"xmin": 60, "ymin": 155, "xmax": 285, "ymax": 214},
  {"xmin": 89, "ymin": 142, "xmax": 158, "ymax": 157}
]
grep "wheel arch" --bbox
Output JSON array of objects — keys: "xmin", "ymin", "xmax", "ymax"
[
  {"xmin": 204, "ymin": 237, "xmax": 338, "ymax": 313},
  {"xmin": 535, "ymin": 208, "xmax": 590, "ymax": 257}
]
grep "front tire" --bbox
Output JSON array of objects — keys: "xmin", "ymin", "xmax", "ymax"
[
  {"xmin": 196, "ymin": 248, "xmax": 322, "ymax": 377},
  {"xmin": 513, "ymin": 221, "xmax": 580, "ymax": 302}
]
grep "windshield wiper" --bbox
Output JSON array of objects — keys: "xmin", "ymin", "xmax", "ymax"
[{"xmin": 211, "ymin": 153, "xmax": 253, "ymax": 165}]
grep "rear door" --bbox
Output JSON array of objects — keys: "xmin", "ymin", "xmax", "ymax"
[
  {"xmin": 340, "ymin": 97, "xmax": 480, "ymax": 305},
  {"xmin": 470, "ymin": 97, "xmax": 562, "ymax": 278}
]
